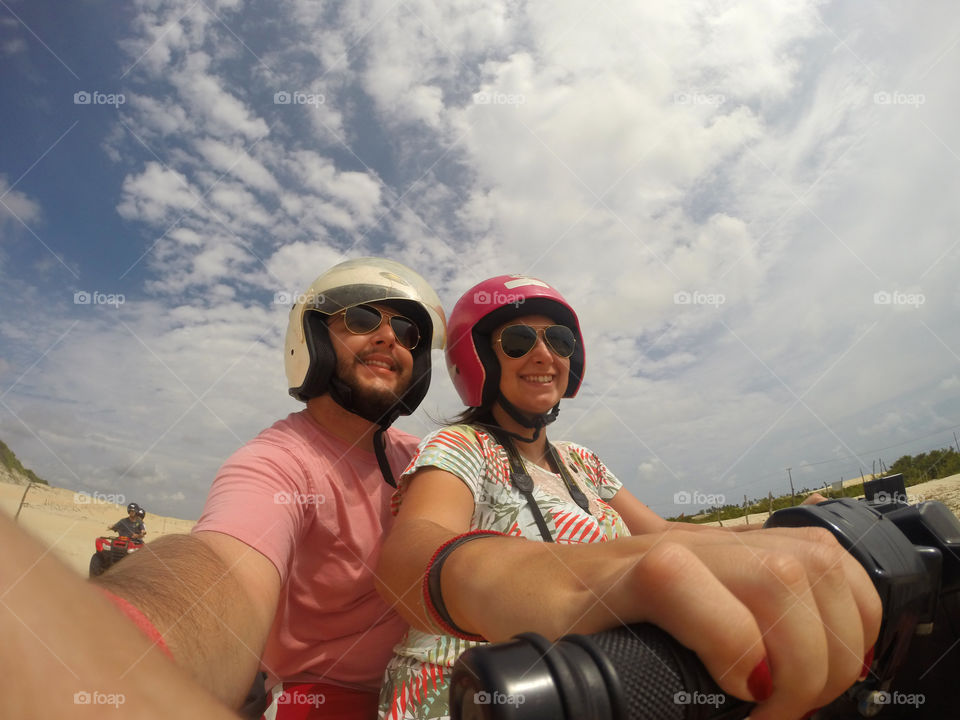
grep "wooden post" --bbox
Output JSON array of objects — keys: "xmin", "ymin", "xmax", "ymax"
[
  {"xmin": 13, "ymin": 483, "xmax": 34, "ymax": 523},
  {"xmin": 743, "ymin": 494, "xmax": 750, "ymax": 525}
]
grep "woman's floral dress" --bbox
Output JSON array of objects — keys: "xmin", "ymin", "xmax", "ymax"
[{"xmin": 378, "ymin": 424, "xmax": 629, "ymax": 720}]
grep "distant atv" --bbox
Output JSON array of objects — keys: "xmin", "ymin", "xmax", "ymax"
[{"xmin": 89, "ymin": 535, "xmax": 144, "ymax": 577}]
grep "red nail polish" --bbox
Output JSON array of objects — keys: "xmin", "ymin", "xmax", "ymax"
[
  {"xmin": 747, "ymin": 657, "xmax": 772, "ymax": 702},
  {"xmin": 860, "ymin": 645, "xmax": 875, "ymax": 680}
]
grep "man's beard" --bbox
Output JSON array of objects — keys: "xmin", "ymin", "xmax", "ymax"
[{"xmin": 335, "ymin": 353, "xmax": 414, "ymax": 422}]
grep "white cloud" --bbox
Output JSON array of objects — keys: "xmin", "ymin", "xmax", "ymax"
[
  {"xmin": 116, "ymin": 162, "xmax": 200, "ymax": 224},
  {"xmin": 264, "ymin": 242, "xmax": 347, "ymax": 297},
  {"xmin": 194, "ymin": 137, "xmax": 280, "ymax": 194},
  {"xmin": 171, "ymin": 52, "xmax": 270, "ymax": 140},
  {"xmin": 0, "ymin": 176, "xmax": 43, "ymax": 226},
  {"xmin": 287, "ymin": 151, "xmax": 383, "ymax": 227},
  {"xmin": 2, "ymin": 37, "xmax": 27, "ymax": 56},
  {"xmin": 5, "ymin": 0, "xmax": 960, "ymax": 522}
]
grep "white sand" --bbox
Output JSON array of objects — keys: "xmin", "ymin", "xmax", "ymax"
[{"xmin": 0, "ymin": 481, "xmax": 195, "ymax": 576}]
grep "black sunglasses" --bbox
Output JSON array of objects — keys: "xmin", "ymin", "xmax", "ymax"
[
  {"xmin": 495, "ymin": 324, "xmax": 577, "ymax": 359},
  {"xmin": 334, "ymin": 304, "xmax": 420, "ymax": 350}
]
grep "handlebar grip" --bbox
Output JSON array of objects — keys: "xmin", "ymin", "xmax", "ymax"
[
  {"xmin": 450, "ymin": 623, "xmax": 753, "ymax": 720},
  {"xmin": 588, "ymin": 623, "xmax": 751, "ymax": 720}
]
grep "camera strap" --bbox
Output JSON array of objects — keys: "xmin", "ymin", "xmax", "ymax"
[
  {"xmin": 545, "ymin": 442, "xmax": 591, "ymax": 515},
  {"xmin": 484, "ymin": 427, "xmax": 591, "ymax": 543}
]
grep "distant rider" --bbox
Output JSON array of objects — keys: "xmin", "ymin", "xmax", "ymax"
[{"xmin": 109, "ymin": 503, "xmax": 146, "ymax": 541}]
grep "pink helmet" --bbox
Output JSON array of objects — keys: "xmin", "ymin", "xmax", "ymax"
[{"xmin": 446, "ymin": 275, "xmax": 586, "ymax": 407}]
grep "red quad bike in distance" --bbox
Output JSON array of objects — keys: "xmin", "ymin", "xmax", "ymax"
[{"xmin": 89, "ymin": 534, "xmax": 144, "ymax": 577}]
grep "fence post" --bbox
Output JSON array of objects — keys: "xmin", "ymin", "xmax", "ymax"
[{"xmin": 13, "ymin": 482, "xmax": 35, "ymax": 523}]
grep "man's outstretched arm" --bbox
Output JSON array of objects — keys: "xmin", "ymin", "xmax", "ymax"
[
  {"xmin": 92, "ymin": 529, "xmax": 281, "ymax": 708},
  {"xmin": 0, "ymin": 511, "xmax": 243, "ymax": 719}
]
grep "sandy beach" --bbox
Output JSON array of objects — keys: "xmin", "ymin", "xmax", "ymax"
[
  {"xmin": 0, "ymin": 481, "xmax": 195, "ymax": 576},
  {"xmin": 704, "ymin": 473, "xmax": 960, "ymax": 527}
]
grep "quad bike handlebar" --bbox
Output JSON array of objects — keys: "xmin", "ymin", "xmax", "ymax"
[{"xmin": 450, "ymin": 483, "xmax": 960, "ymax": 719}]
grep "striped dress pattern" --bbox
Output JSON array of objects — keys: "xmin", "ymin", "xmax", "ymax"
[{"xmin": 378, "ymin": 424, "xmax": 629, "ymax": 720}]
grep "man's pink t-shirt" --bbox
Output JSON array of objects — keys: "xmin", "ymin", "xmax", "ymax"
[{"xmin": 192, "ymin": 409, "xmax": 417, "ymax": 692}]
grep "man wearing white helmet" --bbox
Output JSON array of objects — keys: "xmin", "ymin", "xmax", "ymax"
[{"xmin": 88, "ymin": 258, "xmax": 446, "ymax": 719}]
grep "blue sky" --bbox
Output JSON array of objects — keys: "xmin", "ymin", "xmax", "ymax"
[{"xmin": 2, "ymin": 0, "xmax": 959, "ymax": 520}]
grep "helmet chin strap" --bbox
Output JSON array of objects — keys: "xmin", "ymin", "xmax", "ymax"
[
  {"xmin": 328, "ymin": 376, "xmax": 402, "ymax": 488},
  {"xmin": 493, "ymin": 396, "xmax": 560, "ymax": 443},
  {"xmin": 328, "ymin": 376, "xmax": 354, "ymax": 413}
]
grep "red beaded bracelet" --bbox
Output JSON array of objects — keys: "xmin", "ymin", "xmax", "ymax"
[
  {"xmin": 97, "ymin": 587, "xmax": 174, "ymax": 660},
  {"xmin": 422, "ymin": 530, "xmax": 504, "ymax": 641}
]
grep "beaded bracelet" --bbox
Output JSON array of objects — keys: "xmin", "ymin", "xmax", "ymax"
[
  {"xmin": 422, "ymin": 530, "xmax": 504, "ymax": 641},
  {"xmin": 97, "ymin": 587, "xmax": 174, "ymax": 659}
]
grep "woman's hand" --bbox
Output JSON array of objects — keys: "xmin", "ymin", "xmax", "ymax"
[
  {"xmin": 378, "ymin": 471, "xmax": 881, "ymax": 720},
  {"xmin": 592, "ymin": 526, "xmax": 880, "ymax": 720}
]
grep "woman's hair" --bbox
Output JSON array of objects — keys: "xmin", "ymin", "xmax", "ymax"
[{"xmin": 442, "ymin": 405, "xmax": 496, "ymax": 428}]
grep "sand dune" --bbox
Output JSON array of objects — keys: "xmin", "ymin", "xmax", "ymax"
[{"xmin": 0, "ymin": 481, "xmax": 195, "ymax": 576}]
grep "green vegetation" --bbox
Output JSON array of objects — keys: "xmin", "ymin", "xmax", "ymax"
[
  {"xmin": 887, "ymin": 447, "xmax": 960, "ymax": 486},
  {"xmin": 667, "ymin": 446, "xmax": 960, "ymax": 524},
  {"xmin": 0, "ymin": 438, "xmax": 48, "ymax": 486}
]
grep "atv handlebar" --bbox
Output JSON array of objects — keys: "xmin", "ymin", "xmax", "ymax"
[{"xmin": 451, "ymin": 495, "xmax": 960, "ymax": 719}]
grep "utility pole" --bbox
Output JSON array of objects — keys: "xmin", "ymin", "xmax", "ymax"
[
  {"xmin": 787, "ymin": 467, "xmax": 795, "ymax": 501},
  {"xmin": 953, "ymin": 431, "xmax": 959, "ymax": 454}
]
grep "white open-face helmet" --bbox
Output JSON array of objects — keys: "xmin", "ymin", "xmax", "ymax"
[{"xmin": 283, "ymin": 257, "xmax": 446, "ymax": 420}]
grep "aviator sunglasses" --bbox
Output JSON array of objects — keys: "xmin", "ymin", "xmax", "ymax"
[
  {"xmin": 334, "ymin": 304, "xmax": 420, "ymax": 350},
  {"xmin": 495, "ymin": 324, "xmax": 577, "ymax": 359}
]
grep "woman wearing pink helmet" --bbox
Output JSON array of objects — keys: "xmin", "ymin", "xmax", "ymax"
[{"xmin": 376, "ymin": 276, "xmax": 880, "ymax": 720}]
